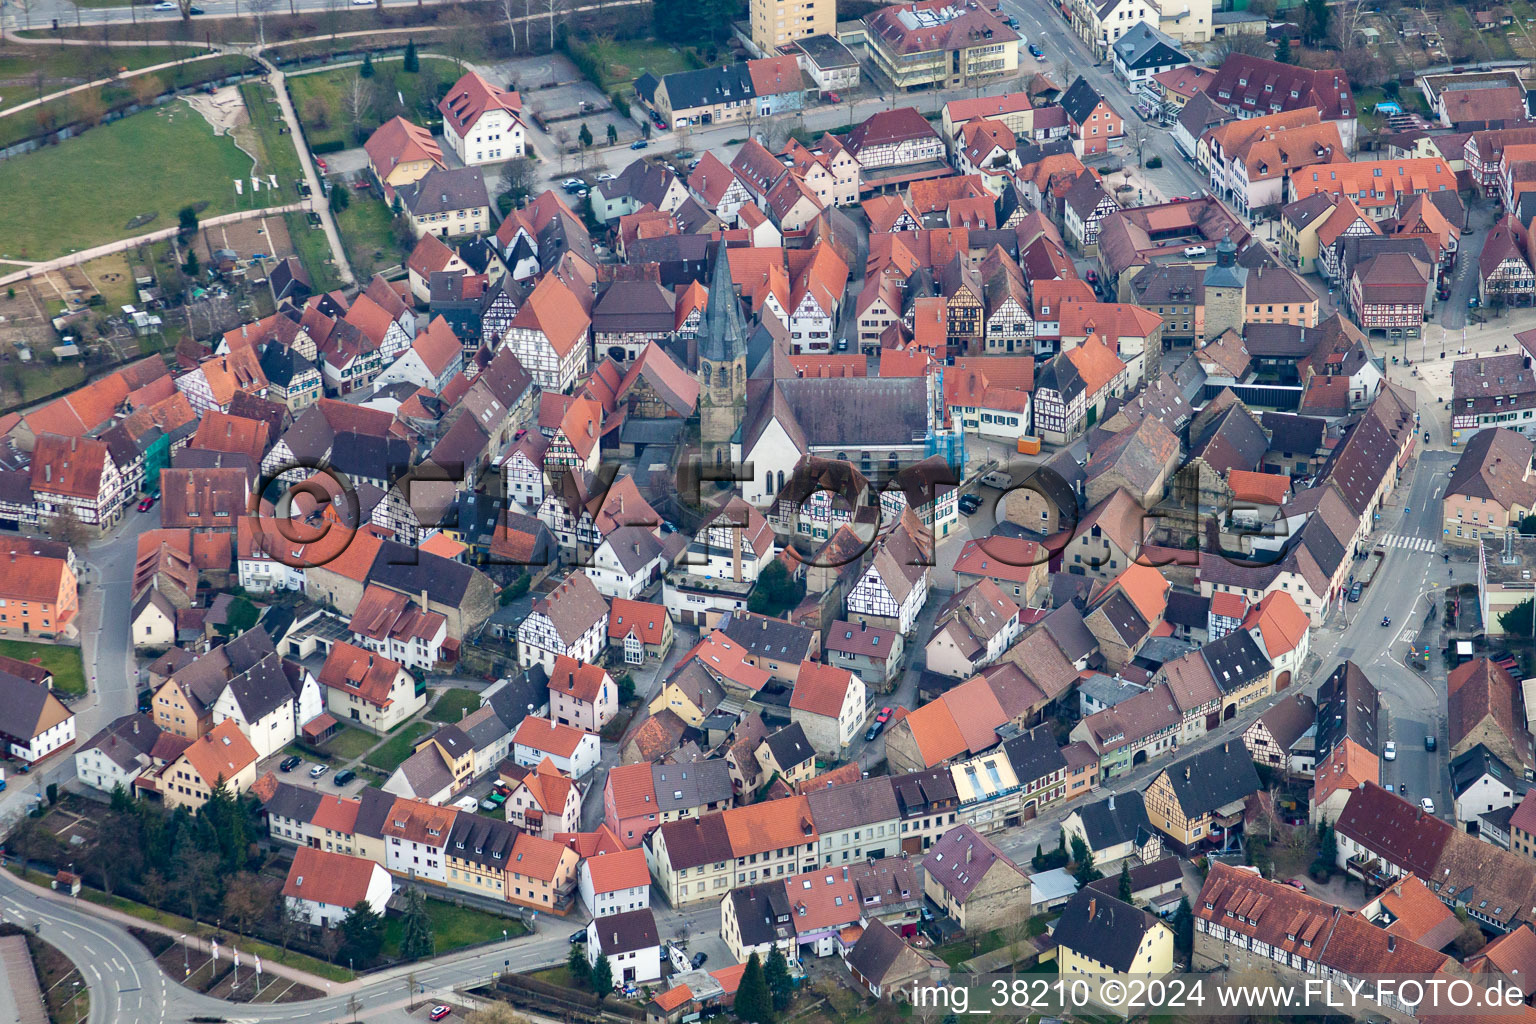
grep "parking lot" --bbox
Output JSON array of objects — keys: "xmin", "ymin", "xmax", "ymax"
[{"xmin": 480, "ymin": 53, "xmax": 643, "ymax": 157}]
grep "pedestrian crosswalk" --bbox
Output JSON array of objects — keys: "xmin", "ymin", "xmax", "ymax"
[{"xmin": 1379, "ymin": 533, "xmax": 1439, "ymax": 552}]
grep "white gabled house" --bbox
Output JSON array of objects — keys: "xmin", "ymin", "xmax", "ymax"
[
  {"xmin": 438, "ymin": 70, "xmax": 527, "ymax": 166},
  {"xmin": 845, "ymin": 516, "xmax": 932, "ymax": 635}
]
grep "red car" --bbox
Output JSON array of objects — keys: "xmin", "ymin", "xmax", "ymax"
[
  {"xmin": 876, "ymin": 706, "xmax": 893, "ymax": 724},
  {"xmin": 429, "ymin": 1007, "xmax": 452, "ymax": 1021},
  {"xmin": 137, "ymin": 495, "xmax": 156, "ymax": 512},
  {"xmin": 1171, "ymin": 195, "xmax": 1191, "ymax": 203},
  {"xmin": 1283, "ymin": 879, "xmax": 1307, "ymax": 891},
  {"xmin": 315, "ymin": 157, "xmax": 328, "ymax": 172}
]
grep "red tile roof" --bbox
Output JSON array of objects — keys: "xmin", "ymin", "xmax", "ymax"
[
  {"xmin": 282, "ymin": 846, "xmax": 381, "ymax": 908},
  {"xmin": 789, "ymin": 661, "xmax": 856, "ymax": 718},
  {"xmin": 584, "ymin": 847, "xmax": 650, "ymax": 893}
]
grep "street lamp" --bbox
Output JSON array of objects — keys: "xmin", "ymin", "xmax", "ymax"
[{"xmin": 181, "ymin": 934, "xmax": 188, "ymax": 977}]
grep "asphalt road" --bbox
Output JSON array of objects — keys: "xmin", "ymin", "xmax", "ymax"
[
  {"xmin": 0, "ymin": 864, "xmax": 585, "ymax": 1024},
  {"xmin": 0, "ymin": 506, "xmax": 159, "ymax": 826}
]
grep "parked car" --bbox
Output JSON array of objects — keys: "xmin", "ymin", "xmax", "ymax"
[
  {"xmin": 631, "ymin": 140, "xmax": 650, "ymax": 150},
  {"xmin": 1183, "ymin": 245, "xmax": 1207, "ymax": 257},
  {"xmin": 315, "ymin": 157, "xmax": 328, "ymax": 172},
  {"xmin": 430, "ymin": 1007, "xmax": 453, "ymax": 1022},
  {"xmin": 1383, "ymin": 741, "xmax": 1396, "ymax": 761},
  {"xmin": 596, "ymin": 172, "xmax": 616, "ymax": 182},
  {"xmin": 1348, "ymin": 581, "xmax": 1362, "ymax": 602},
  {"xmin": 827, "ymin": 91, "xmax": 840, "ymax": 103},
  {"xmin": 138, "ymin": 495, "xmax": 156, "ymax": 512},
  {"xmin": 334, "ymin": 769, "xmax": 356, "ymax": 785},
  {"xmin": 692, "ymin": 952, "xmax": 708, "ymax": 969},
  {"xmin": 876, "ymin": 706, "xmax": 893, "ymax": 723},
  {"xmin": 279, "ymin": 755, "xmax": 302, "ymax": 773},
  {"xmin": 1421, "ymin": 798, "xmax": 1435, "ymax": 814},
  {"xmin": 187, "ymin": 5, "xmax": 204, "ymax": 12},
  {"xmin": 864, "ymin": 721, "xmax": 884, "ymax": 742},
  {"xmin": 1283, "ymin": 879, "xmax": 1307, "ymax": 891},
  {"xmin": 152, "ymin": 2, "xmax": 176, "ymax": 9},
  {"xmin": 309, "ymin": 764, "xmax": 329, "ymax": 779},
  {"xmin": 570, "ymin": 930, "xmax": 588, "ymax": 944},
  {"xmin": 1028, "ymin": 43, "xmax": 1044, "ymax": 57},
  {"xmin": 958, "ymin": 493, "xmax": 984, "ymax": 515}
]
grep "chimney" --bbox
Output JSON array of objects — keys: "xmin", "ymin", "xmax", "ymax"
[
  {"xmin": 1108, "ymin": 792, "xmax": 1115, "ymax": 811},
  {"xmin": 1387, "ymin": 935, "xmax": 1396, "ymax": 953},
  {"xmin": 1088, "ymin": 898, "xmax": 1096, "ymax": 920}
]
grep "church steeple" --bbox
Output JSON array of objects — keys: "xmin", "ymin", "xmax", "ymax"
[
  {"xmin": 699, "ymin": 243, "xmax": 749, "ymax": 467},
  {"xmin": 700, "ymin": 242, "xmax": 749, "ymax": 364}
]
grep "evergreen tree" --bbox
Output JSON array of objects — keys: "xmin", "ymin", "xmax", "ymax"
[
  {"xmin": 341, "ymin": 900, "xmax": 384, "ymax": 965},
  {"xmin": 398, "ymin": 889, "xmax": 434, "ymax": 960},
  {"xmin": 360, "ymin": 53, "xmax": 376, "ymax": 78},
  {"xmin": 1032, "ymin": 842, "xmax": 1046, "ymax": 871},
  {"xmin": 734, "ymin": 952, "xmax": 774, "ymax": 1024},
  {"xmin": 1072, "ymin": 846, "xmax": 1102, "ymax": 886},
  {"xmin": 1319, "ymin": 822, "xmax": 1338, "ymax": 865},
  {"xmin": 1118, "ymin": 861, "xmax": 1134, "ymax": 903},
  {"xmin": 1274, "ymin": 34, "xmax": 1292, "ymax": 63},
  {"xmin": 1173, "ymin": 896, "xmax": 1194, "ymax": 953},
  {"xmin": 590, "ymin": 953, "xmax": 614, "ymax": 998},
  {"xmin": 567, "ymin": 944, "xmax": 590, "ymax": 987},
  {"xmin": 765, "ymin": 947, "xmax": 792, "ymax": 1012},
  {"xmin": 330, "ymin": 185, "xmax": 351, "ymax": 214},
  {"xmin": 578, "ymin": 122, "xmax": 593, "ymax": 149},
  {"xmin": 403, "ymin": 39, "xmax": 420, "ymax": 72}
]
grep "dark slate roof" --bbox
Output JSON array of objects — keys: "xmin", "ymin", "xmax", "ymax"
[
  {"xmin": 397, "ymin": 166, "xmax": 491, "ymax": 218},
  {"xmin": 1255, "ymin": 692, "xmax": 1318, "ymax": 752},
  {"xmin": 651, "ymin": 758, "xmax": 734, "ymax": 814},
  {"xmin": 1314, "ymin": 660, "xmax": 1379, "ymax": 761},
  {"xmin": 224, "ymin": 652, "xmax": 295, "ymax": 724},
  {"xmin": 1200, "ymin": 629, "xmax": 1271, "ymax": 696},
  {"xmin": 1161, "ymin": 742, "xmax": 1260, "ymax": 817},
  {"xmin": 1072, "ymin": 790, "xmax": 1152, "ymax": 850},
  {"xmin": 327, "ymin": 431, "xmax": 413, "ymax": 484},
  {"xmin": 78, "ymin": 712, "xmax": 160, "ymax": 771},
  {"xmin": 658, "ymin": 64, "xmax": 755, "ymax": 111},
  {"xmin": 368, "ymin": 539, "xmax": 480, "ymax": 606},
  {"xmin": 1060, "ymin": 77, "xmax": 1109, "ymax": 126},
  {"xmin": 448, "ymin": 812, "xmax": 519, "ymax": 869},
  {"xmin": 718, "ymin": 611, "xmax": 816, "ymax": 663},
  {"xmin": 762, "ymin": 722, "xmax": 815, "ymax": 769},
  {"xmin": 1002, "ymin": 725, "xmax": 1068, "ymax": 784},
  {"xmin": 1164, "ymin": 589, "xmax": 1209, "ymax": 629},
  {"xmin": 1052, "ymin": 889, "xmax": 1162, "ymax": 972},
  {"xmin": 1261, "ymin": 411, "xmax": 1326, "ymax": 455},
  {"xmin": 592, "ymin": 908, "xmax": 659, "ymax": 956},
  {"xmin": 728, "ymin": 884, "xmax": 793, "ymax": 948},
  {"xmin": 261, "ymin": 778, "xmax": 324, "ymax": 822},
  {"xmin": 1449, "ymin": 743, "xmax": 1514, "ymax": 798},
  {"xmin": 257, "ymin": 342, "xmax": 318, "ymax": 389}
]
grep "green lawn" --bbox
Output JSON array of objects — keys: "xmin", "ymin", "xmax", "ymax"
[
  {"xmin": 78, "ymin": 889, "xmax": 352, "ymax": 981},
  {"xmin": 0, "ymin": 640, "xmax": 86, "ymax": 696},
  {"xmin": 319, "ymin": 723, "xmax": 380, "ymax": 761},
  {"xmin": 0, "ymin": 100, "xmax": 282, "ymax": 261},
  {"xmin": 573, "ymin": 38, "xmax": 701, "ymax": 90},
  {"xmin": 335, "ymin": 194, "xmax": 399, "ymax": 280},
  {"xmin": 428, "ymin": 687, "xmax": 482, "ymax": 723},
  {"xmin": 282, "ymin": 211, "xmax": 342, "ymax": 292},
  {"xmin": 288, "ymin": 55, "xmax": 461, "ymax": 152},
  {"xmin": 238, "ymin": 81, "xmax": 306, "ymax": 188},
  {"xmin": 362, "ymin": 720, "xmax": 432, "ymax": 772},
  {"xmin": 0, "ymin": 44, "xmax": 199, "ymax": 83},
  {"xmin": 381, "ymin": 898, "xmax": 525, "ymax": 959}
]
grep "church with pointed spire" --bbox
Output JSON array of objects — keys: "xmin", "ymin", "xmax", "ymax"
[{"xmin": 699, "ymin": 244, "xmax": 749, "ymax": 467}]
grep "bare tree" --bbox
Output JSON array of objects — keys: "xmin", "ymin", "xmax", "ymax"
[
  {"xmin": 222, "ymin": 872, "xmax": 266, "ymax": 938},
  {"xmin": 539, "ymin": 0, "xmax": 566, "ymax": 50},
  {"xmin": 247, "ymin": 0, "xmax": 279, "ymax": 47},
  {"xmin": 1212, "ymin": 31, "xmax": 1269, "ymax": 60},
  {"xmin": 500, "ymin": 0, "xmax": 523, "ymax": 50},
  {"xmin": 1125, "ymin": 121, "xmax": 1150, "ymax": 167},
  {"xmin": 131, "ymin": 74, "xmax": 164, "ymax": 107},
  {"xmin": 342, "ymin": 73, "xmax": 375, "ymax": 146},
  {"xmin": 1054, "ymin": 56, "xmax": 1074, "ymax": 89},
  {"xmin": 13, "ymin": 0, "xmax": 34, "ymax": 29},
  {"xmin": 47, "ymin": 506, "xmax": 91, "ymax": 553},
  {"xmin": 141, "ymin": 869, "xmax": 168, "ymax": 914}
]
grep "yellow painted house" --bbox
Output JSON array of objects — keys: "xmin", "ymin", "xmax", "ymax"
[
  {"xmin": 364, "ymin": 117, "xmax": 446, "ymax": 198},
  {"xmin": 1054, "ymin": 889, "xmax": 1174, "ymax": 990}
]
